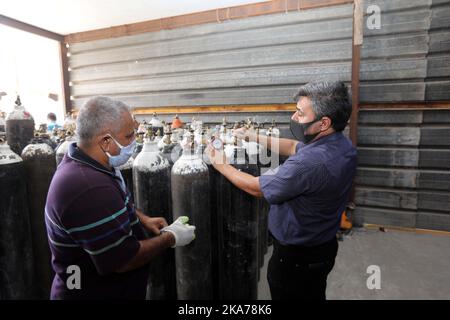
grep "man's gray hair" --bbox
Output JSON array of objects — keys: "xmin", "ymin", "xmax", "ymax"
[
  {"xmin": 76, "ymin": 96, "xmax": 131, "ymax": 144},
  {"xmin": 294, "ymin": 81, "xmax": 352, "ymax": 132}
]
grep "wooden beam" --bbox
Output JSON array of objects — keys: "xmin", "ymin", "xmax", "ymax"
[
  {"xmin": 360, "ymin": 102, "xmax": 450, "ymax": 110},
  {"xmin": 131, "ymin": 104, "xmax": 297, "ymax": 115},
  {"xmin": 0, "ymin": 14, "xmax": 64, "ymax": 42},
  {"xmin": 59, "ymin": 42, "xmax": 71, "ymax": 114},
  {"xmin": 347, "ymin": 0, "xmax": 363, "ymax": 221},
  {"xmin": 349, "ymin": 0, "xmax": 363, "ymax": 147},
  {"xmin": 64, "ymin": 0, "xmax": 353, "ymax": 43},
  {"xmin": 70, "ymin": 101, "xmax": 450, "ymax": 115}
]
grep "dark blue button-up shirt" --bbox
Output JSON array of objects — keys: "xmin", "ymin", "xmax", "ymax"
[{"xmin": 259, "ymin": 132, "xmax": 357, "ymax": 247}]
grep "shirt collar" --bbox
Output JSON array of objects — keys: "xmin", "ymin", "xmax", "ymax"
[
  {"xmin": 298, "ymin": 131, "xmax": 343, "ymax": 151},
  {"xmin": 67, "ymin": 142, "xmax": 116, "ymax": 177}
]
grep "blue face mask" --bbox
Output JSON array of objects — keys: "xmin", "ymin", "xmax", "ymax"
[{"xmin": 104, "ymin": 134, "xmax": 136, "ymax": 168}]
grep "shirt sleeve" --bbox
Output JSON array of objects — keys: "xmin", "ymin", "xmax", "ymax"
[
  {"xmin": 259, "ymin": 158, "xmax": 328, "ymax": 205},
  {"xmin": 60, "ymin": 185, "xmax": 140, "ymax": 275}
]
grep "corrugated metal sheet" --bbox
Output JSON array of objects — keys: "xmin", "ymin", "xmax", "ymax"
[
  {"xmin": 354, "ymin": 109, "xmax": 450, "ymax": 231},
  {"xmin": 360, "ymin": 0, "xmax": 450, "ymax": 102},
  {"xmin": 426, "ymin": 0, "xmax": 450, "ymax": 100},
  {"xmin": 353, "ymin": 0, "xmax": 450, "ymax": 230},
  {"xmin": 68, "ymin": 4, "xmax": 354, "ymax": 109},
  {"xmin": 67, "ymin": 0, "xmax": 450, "ymax": 106},
  {"xmin": 360, "ymin": 0, "xmax": 432, "ymax": 102}
]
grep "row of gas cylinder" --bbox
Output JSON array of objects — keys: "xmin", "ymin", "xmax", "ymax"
[
  {"xmin": 0, "ymin": 97, "xmax": 74, "ymax": 299},
  {"xmin": 0, "ymin": 96, "xmax": 79, "ymax": 167},
  {"xmin": 0, "ymin": 98, "xmax": 282, "ymax": 299},
  {"xmin": 123, "ymin": 123, "xmax": 279, "ymax": 300}
]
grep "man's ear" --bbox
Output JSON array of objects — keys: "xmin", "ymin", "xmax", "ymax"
[
  {"xmin": 98, "ymin": 135, "xmax": 111, "ymax": 152},
  {"xmin": 321, "ymin": 117, "xmax": 333, "ymax": 131}
]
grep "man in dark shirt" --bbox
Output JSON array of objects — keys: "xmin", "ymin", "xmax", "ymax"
[
  {"xmin": 45, "ymin": 96, "xmax": 195, "ymax": 299},
  {"xmin": 207, "ymin": 81, "xmax": 357, "ymax": 300}
]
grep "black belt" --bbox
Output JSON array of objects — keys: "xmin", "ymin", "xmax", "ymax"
[{"xmin": 271, "ymin": 236, "xmax": 338, "ymax": 265}]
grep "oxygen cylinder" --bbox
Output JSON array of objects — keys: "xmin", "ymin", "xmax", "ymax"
[
  {"xmin": 267, "ymin": 119, "xmax": 280, "ymax": 138},
  {"xmin": 239, "ymin": 121, "xmax": 267, "ymax": 276},
  {"xmin": 133, "ymin": 135, "xmax": 176, "ymax": 300},
  {"xmin": 149, "ymin": 113, "xmax": 163, "ymax": 135},
  {"xmin": 21, "ymin": 137, "xmax": 56, "ymax": 299},
  {"xmin": 216, "ymin": 138, "xmax": 259, "ymax": 299},
  {"xmin": 171, "ymin": 114, "xmax": 183, "ymax": 130},
  {"xmin": 0, "ymin": 139, "xmax": 35, "ymax": 299},
  {"xmin": 261, "ymin": 124, "xmax": 279, "ymax": 253},
  {"xmin": 267, "ymin": 119, "xmax": 288, "ymax": 165},
  {"xmin": 40, "ymin": 134, "xmax": 57, "ymax": 150},
  {"xmin": 171, "ymin": 127, "xmax": 185, "ymax": 145},
  {"xmin": 158, "ymin": 125, "xmax": 181, "ymax": 165},
  {"xmin": 118, "ymin": 156, "xmax": 134, "ymax": 198},
  {"xmin": 36, "ymin": 125, "xmax": 57, "ymax": 150},
  {"xmin": 5, "ymin": 96, "xmax": 35, "ymax": 155},
  {"xmin": 133, "ymin": 133, "xmax": 144, "ymax": 159},
  {"xmin": 258, "ymin": 144, "xmax": 271, "ymax": 265},
  {"xmin": 137, "ymin": 120, "xmax": 148, "ymax": 135},
  {"xmin": 243, "ymin": 136, "xmax": 265, "ymax": 280},
  {"xmin": 63, "ymin": 112, "xmax": 76, "ymax": 131},
  {"xmin": 171, "ymin": 132, "xmax": 212, "ymax": 299},
  {"xmin": 50, "ymin": 128, "xmax": 61, "ymax": 148},
  {"xmin": 196, "ymin": 128, "xmax": 222, "ymax": 299},
  {"xmin": 170, "ymin": 115, "xmax": 185, "ymax": 146},
  {"xmin": 55, "ymin": 132, "xmax": 77, "ymax": 166},
  {"xmin": 0, "ymin": 111, "xmax": 5, "ymax": 132}
]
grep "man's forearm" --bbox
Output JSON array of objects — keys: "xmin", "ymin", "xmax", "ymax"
[
  {"xmin": 213, "ymin": 163, "xmax": 263, "ymax": 198},
  {"xmin": 116, "ymin": 209, "xmax": 174, "ymax": 273},
  {"xmin": 116, "ymin": 232, "xmax": 174, "ymax": 273},
  {"xmin": 251, "ymin": 134, "xmax": 298, "ymax": 157},
  {"xmin": 136, "ymin": 209, "xmax": 147, "ymax": 222}
]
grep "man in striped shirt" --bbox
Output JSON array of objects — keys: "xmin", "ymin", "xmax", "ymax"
[{"xmin": 45, "ymin": 96, "xmax": 195, "ymax": 299}]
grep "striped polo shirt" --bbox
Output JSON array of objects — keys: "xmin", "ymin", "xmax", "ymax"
[{"xmin": 45, "ymin": 143, "xmax": 148, "ymax": 299}]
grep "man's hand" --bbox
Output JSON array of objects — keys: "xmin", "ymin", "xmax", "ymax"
[
  {"xmin": 233, "ymin": 127, "xmax": 255, "ymax": 142},
  {"xmin": 140, "ymin": 216, "xmax": 168, "ymax": 235},
  {"xmin": 205, "ymin": 143, "xmax": 228, "ymax": 166},
  {"xmin": 161, "ymin": 216, "xmax": 196, "ymax": 248}
]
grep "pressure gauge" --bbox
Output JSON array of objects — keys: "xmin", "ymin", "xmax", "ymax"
[{"xmin": 212, "ymin": 138, "xmax": 223, "ymax": 150}]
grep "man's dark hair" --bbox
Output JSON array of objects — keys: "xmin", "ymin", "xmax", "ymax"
[
  {"xmin": 47, "ymin": 112, "xmax": 57, "ymax": 122},
  {"xmin": 293, "ymin": 81, "xmax": 352, "ymax": 132}
]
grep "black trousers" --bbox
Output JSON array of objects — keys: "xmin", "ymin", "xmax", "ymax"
[{"xmin": 267, "ymin": 236, "xmax": 338, "ymax": 300}]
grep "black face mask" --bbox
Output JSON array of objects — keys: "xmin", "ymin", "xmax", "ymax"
[{"xmin": 290, "ymin": 117, "xmax": 321, "ymax": 144}]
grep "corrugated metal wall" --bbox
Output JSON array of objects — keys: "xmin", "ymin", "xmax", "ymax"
[
  {"xmin": 353, "ymin": 0, "xmax": 450, "ymax": 231},
  {"xmin": 354, "ymin": 109, "xmax": 450, "ymax": 231},
  {"xmin": 67, "ymin": 0, "xmax": 450, "ymax": 231},
  {"xmin": 360, "ymin": 0, "xmax": 432, "ymax": 102},
  {"xmin": 68, "ymin": 4, "xmax": 354, "ymax": 110},
  {"xmin": 360, "ymin": 0, "xmax": 450, "ymax": 102},
  {"xmin": 427, "ymin": 0, "xmax": 450, "ymax": 100}
]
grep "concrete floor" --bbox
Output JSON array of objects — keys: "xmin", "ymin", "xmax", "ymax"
[{"xmin": 257, "ymin": 227, "xmax": 450, "ymax": 300}]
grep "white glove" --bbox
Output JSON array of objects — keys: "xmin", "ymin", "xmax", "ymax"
[{"xmin": 161, "ymin": 216, "xmax": 196, "ymax": 248}]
